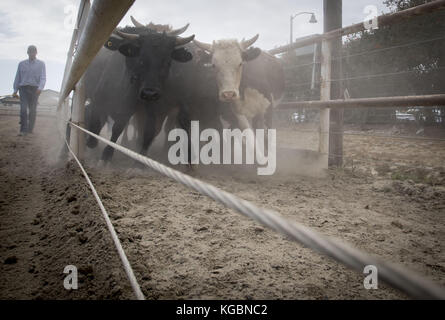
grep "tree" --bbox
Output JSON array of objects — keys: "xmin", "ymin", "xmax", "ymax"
[
  {"xmin": 342, "ymin": 0, "xmax": 445, "ymax": 124},
  {"xmin": 280, "ymin": 0, "xmax": 445, "ymax": 125}
]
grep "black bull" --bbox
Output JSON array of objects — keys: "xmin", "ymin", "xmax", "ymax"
[{"xmin": 83, "ymin": 27, "xmax": 194, "ymax": 162}]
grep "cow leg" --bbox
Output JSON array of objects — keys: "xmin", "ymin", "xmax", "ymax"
[
  {"xmin": 127, "ymin": 110, "xmax": 167, "ymax": 169},
  {"xmin": 85, "ymin": 105, "xmax": 105, "ymax": 149},
  {"xmin": 139, "ymin": 110, "xmax": 165, "ymax": 156},
  {"xmin": 177, "ymin": 106, "xmax": 193, "ymax": 165},
  {"xmin": 220, "ymin": 104, "xmax": 239, "ymax": 129},
  {"xmin": 254, "ymin": 113, "xmax": 270, "ymax": 156},
  {"xmin": 252, "ymin": 114, "xmax": 265, "ymax": 131},
  {"xmin": 101, "ymin": 115, "xmax": 130, "ymax": 162},
  {"xmin": 164, "ymin": 107, "xmax": 179, "ymax": 134},
  {"xmin": 237, "ymin": 113, "xmax": 269, "ymax": 163},
  {"xmin": 265, "ymin": 105, "xmax": 274, "ymax": 129},
  {"xmin": 121, "ymin": 121, "xmax": 131, "ymax": 148},
  {"xmin": 58, "ymin": 122, "xmax": 71, "ymax": 161},
  {"xmin": 235, "ymin": 114, "xmax": 251, "ymax": 131},
  {"xmin": 133, "ymin": 107, "xmax": 146, "ymax": 149}
]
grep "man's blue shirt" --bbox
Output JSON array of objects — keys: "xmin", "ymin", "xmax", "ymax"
[{"xmin": 13, "ymin": 58, "xmax": 46, "ymax": 92}]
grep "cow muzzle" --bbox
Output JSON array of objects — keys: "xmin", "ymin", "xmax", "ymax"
[
  {"xmin": 220, "ymin": 91, "xmax": 238, "ymax": 101},
  {"xmin": 140, "ymin": 88, "xmax": 161, "ymax": 101}
]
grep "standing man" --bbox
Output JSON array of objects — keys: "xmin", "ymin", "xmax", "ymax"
[{"xmin": 13, "ymin": 45, "xmax": 46, "ymax": 136}]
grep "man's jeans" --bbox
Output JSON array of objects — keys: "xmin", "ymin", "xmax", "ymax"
[{"xmin": 18, "ymin": 86, "xmax": 38, "ymax": 133}]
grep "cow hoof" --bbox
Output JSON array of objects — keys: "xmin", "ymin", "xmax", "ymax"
[
  {"xmin": 126, "ymin": 167, "xmax": 144, "ymax": 176},
  {"xmin": 184, "ymin": 164, "xmax": 195, "ymax": 173},
  {"xmin": 97, "ymin": 159, "xmax": 108, "ymax": 168},
  {"xmin": 86, "ymin": 137, "xmax": 98, "ymax": 149},
  {"xmin": 132, "ymin": 160, "xmax": 146, "ymax": 170}
]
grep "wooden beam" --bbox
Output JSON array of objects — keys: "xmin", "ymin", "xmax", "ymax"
[
  {"xmin": 319, "ymin": 39, "xmax": 331, "ymax": 168},
  {"xmin": 70, "ymin": 77, "xmax": 86, "ymax": 160},
  {"xmin": 269, "ymin": 0, "xmax": 445, "ymax": 55},
  {"xmin": 324, "ymin": 0, "xmax": 343, "ymax": 167},
  {"xmin": 68, "ymin": 0, "xmax": 90, "ymax": 160}
]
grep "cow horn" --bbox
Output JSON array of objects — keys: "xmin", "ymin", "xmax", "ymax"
[
  {"xmin": 175, "ymin": 34, "xmax": 195, "ymax": 47},
  {"xmin": 168, "ymin": 23, "xmax": 190, "ymax": 36},
  {"xmin": 114, "ymin": 30, "xmax": 140, "ymax": 40},
  {"xmin": 193, "ymin": 39, "xmax": 212, "ymax": 52},
  {"xmin": 130, "ymin": 16, "xmax": 145, "ymax": 28},
  {"xmin": 241, "ymin": 34, "xmax": 259, "ymax": 50}
]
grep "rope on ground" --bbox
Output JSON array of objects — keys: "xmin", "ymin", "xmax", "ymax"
[
  {"xmin": 61, "ymin": 130, "xmax": 145, "ymax": 300},
  {"xmin": 68, "ymin": 120, "xmax": 445, "ymax": 300}
]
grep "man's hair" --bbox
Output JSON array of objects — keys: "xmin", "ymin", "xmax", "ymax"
[{"xmin": 27, "ymin": 45, "xmax": 37, "ymax": 53}]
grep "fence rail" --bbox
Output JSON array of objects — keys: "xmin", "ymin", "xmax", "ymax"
[{"xmin": 278, "ymin": 94, "xmax": 445, "ymax": 110}]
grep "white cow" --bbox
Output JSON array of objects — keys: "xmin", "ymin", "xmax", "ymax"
[{"xmin": 194, "ymin": 35, "xmax": 285, "ymax": 132}]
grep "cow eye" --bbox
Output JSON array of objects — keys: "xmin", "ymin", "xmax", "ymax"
[{"xmin": 118, "ymin": 43, "xmax": 140, "ymax": 57}]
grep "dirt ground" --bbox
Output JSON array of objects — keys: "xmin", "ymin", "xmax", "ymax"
[{"xmin": 0, "ymin": 114, "xmax": 444, "ymax": 300}]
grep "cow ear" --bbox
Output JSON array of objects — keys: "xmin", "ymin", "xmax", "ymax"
[
  {"xmin": 242, "ymin": 47, "xmax": 261, "ymax": 62},
  {"xmin": 171, "ymin": 48, "xmax": 193, "ymax": 63},
  {"xmin": 118, "ymin": 43, "xmax": 140, "ymax": 57},
  {"xmin": 104, "ymin": 37, "xmax": 122, "ymax": 51}
]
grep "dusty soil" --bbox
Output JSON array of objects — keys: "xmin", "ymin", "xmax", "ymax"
[
  {"xmin": 0, "ymin": 115, "xmax": 444, "ymax": 299},
  {"xmin": 0, "ymin": 115, "xmax": 132, "ymax": 299}
]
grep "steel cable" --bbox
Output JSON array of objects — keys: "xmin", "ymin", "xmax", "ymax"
[
  {"xmin": 59, "ymin": 122, "xmax": 145, "ymax": 300},
  {"xmin": 67, "ymin": 120, "xmax": 445, "ymax": 299}
]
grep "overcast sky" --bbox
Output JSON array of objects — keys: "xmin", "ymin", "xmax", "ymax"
[{"xmin": 0, "ymin": 0, "xmax": 390, "ymax": 95}]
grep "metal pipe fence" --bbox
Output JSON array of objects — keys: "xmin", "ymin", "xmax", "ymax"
[{"xmin": 272, "ymin": 1, "xmax": 445, "ymax": 167}]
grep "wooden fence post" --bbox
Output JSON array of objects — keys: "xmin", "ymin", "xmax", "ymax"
[
  {"xmin": 324, "ymin": 0, "xmax": 344, "ymax": 167},
  {"xmin": 70, "ymin": 77, "xmax": 86, "ymax": 160},
  {"xmin": 68, "ymin": 0, "xmax": 90, "ymax": 161},
  {"xmin": 319, "ymin": 39, "xmax": 332, "ymax": 169}
]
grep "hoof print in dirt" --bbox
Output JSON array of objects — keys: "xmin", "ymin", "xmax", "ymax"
[
  {"xmin": 4, "ymin": 256, "xmax": 18, "ymax": 264},
  {"xmin": 67, "ymin": 195, "xmax": 77, "ymax": 203},
  {"xmin": 28, "ymin": 265, "xmax": 37, "ymax": 273},
  {"xmin": 78, "ymin": 234, "xmax": 88, "ymax": 244},
  {"xmin": 79, "ymin": 265, "xmax": 94, "ymax": 281}
]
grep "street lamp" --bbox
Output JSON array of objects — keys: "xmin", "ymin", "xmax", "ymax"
[{"xmin": 290, "ymin": 12, "xmax": 317, "ymax": 45}]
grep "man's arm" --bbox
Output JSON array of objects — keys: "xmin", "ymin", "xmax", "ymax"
[
  {"xmin": 13, "ymin": 62, "xmax": 21, "ymax": 95},
  {"xmin": 37, "ymin": 61, "xmax": 46, "ymax": 94}
]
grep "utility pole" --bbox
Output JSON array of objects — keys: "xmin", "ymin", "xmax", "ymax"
[
  {"xmin": 290, "ymin": 15, "xmax": 293, "ymax": 46},
  {"xmin": 324, "ymin": 0, "xmax": 343, "ymax": 167}
]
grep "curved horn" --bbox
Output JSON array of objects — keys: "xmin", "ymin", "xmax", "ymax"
[
  {"xmin": 241, "ymin": 34, "xmax": 259, "ymax": 50},
  {"xmin": 168, "ymin": 23, "xmax": 190, "ymax": 36},
  {"xmin": 130, "ymin": 16, "xmax": 145, "ymax": 28},
  {"xmin": 114, "ymin": 30, "xmax": 140, "ymax": 41},
  {"xmin": 193, "ymin": 39, "xmax": 212, "ymax": 52},
  {"xmin": 175, "ymin": 34, "xmax": 195, "ymax": 47}
]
